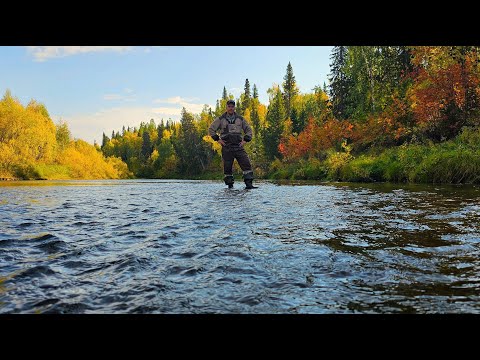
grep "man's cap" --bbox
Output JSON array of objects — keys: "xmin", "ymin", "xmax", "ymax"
[{"xmin": 226, "ymin": 100, "xmax": 235, "ymax": 106}]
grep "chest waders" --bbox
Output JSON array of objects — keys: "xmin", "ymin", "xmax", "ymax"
[{"xmin": 221, "ymin": 116, "xmax": 256, "ymax": 189}]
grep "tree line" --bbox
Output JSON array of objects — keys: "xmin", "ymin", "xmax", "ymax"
[
  {"xmin": 100, "ymin": 46, "xmax": 480, "ymax": 183},
  {"xmin": 3, "ymin": 46, "xmax": 480, "ymax": 183}
]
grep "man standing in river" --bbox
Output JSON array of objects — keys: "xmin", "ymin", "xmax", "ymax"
[{"xmin": 208, "ymin": 99, "xmax": 257, "ymax": 189}]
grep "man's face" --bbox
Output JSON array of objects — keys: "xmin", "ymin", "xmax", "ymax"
[{"xmin": 227, "ymin": 104, "xmax": 235, "ymax": 114}]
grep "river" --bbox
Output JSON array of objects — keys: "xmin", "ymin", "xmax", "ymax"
[{"xmin": 1, "ymin": 179, "xmax": 479, "ymax": 313}]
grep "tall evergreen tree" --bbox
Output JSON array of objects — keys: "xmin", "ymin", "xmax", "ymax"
[
  {"xmin": 141, "ymin": 131, "xmax": 152, "ymax": 160},
  {"xmin": 101, "ymin": 132, "xmax": 109, "ymax": 149},
  {"xmin": 290, "ymin": 107, "xmax": 301, "ymax": 135},
  {"xmin": 173, "ymin": 108, "xmax": 207, "ymax": 175},
  {"xmin": 243, "ymin": 78, "xmax": 251, "ymax": 110},
  {"xmin": 251, "ymin": 104, "xmax": 261, "ymax": 136},
  {"xmin": 328, "ymin": 46, "xmax": 352, "ymax": 119},
  {"xmin": 263, "ymin": 89, "xmax": 285, "ymax": 160},
  {"xmin": 283, "ymin": 62, "xmax": 299, "ymax": 119},
  {"xmin": 236, "ymin": 97, "xmax": 243, "ymax": 115},
  {"xmin": 253, "ymin": 84, "xmax": 259, "ymax": 99},
  {"xmin": 157, "ymin": 120, "xmax": 165, "ymax": 143},
  {"xmin": 222, "ymin": 86, "xmax": 228, "ymax": 100}
]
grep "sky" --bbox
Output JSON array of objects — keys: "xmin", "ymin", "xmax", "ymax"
[{"xmin": 0, "ymin": 46, "xmax": 333, "ymax": 144}]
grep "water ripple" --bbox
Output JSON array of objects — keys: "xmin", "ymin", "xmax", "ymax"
[{"xmin": 1, "ymin": 179, "xmax": 480, "ymax": 313}]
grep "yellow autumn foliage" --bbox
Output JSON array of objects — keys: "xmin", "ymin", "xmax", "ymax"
[{"xmin": 0, "ymin": 91, "xmax": 130, "ymax": 180}]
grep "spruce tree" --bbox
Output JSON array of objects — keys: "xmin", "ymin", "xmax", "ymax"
[
  {"xmin": 101, "ymin": 132, "xmax": 109, "ymax": 149},
  {"xmin": 253, "ymin": 84, "xmax": 258, "ymax": 99},
  {"xmin": 328, "ymin": 46, "xmax": 351, "ymax": 119},
  {"xmin": 263, "ymin": 89, "xmax": 285, "ymax": 160},
  {"xmin": 283, "ymin": 62, "xmax": 298, "ymax": 118},
  {"xmin": 141, "ymin": 131, "xmax": 152, "ymax": 160},
  {"xmin": 243, "ymin": 78, "xmax": 251, "ymax": 110}
]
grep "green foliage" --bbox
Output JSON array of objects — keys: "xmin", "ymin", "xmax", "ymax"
[
  {"xmin": 283, "ymin": 62, "xmax": 298, "ymax": 118},
  {"xmin": 263, "ymin": 87, "xmax": 285, "ymax": 160}
]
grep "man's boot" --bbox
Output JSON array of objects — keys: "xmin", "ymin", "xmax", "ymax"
[
  {"xmin": 243, "ymin": 171, "xmax": 257, "ymax": 189},
  {"xmin": 244, "ymin": 179, "xmax": 257, "ymax": 189},
  {"xmin": 224, "ymin": 174, "xmax": 234, "ymax": 188}
]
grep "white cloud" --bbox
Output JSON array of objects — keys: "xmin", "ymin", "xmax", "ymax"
[
  {"xmin": 151, "ymin": 107, "xmax": 183, "ymax": 116},
  {"xmin": 153, "ymin": 96, "xmax": 200, "ymax": 104},
  {"xmin": 103, "ymin": 88, "xmax": 136, "ymax": 102},
  {"xmin": 57, "ymin": 106, "xmax": 173, "ymax": 145},
  {"xmin": 152, "ymin": 96, "xmax": 206, "ymax": 114},
  {"xmin": 26, "ymin": 46, "xmax": 133, "ymax": 62}
]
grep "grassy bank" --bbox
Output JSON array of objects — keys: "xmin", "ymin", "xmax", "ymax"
[{"xmin": 268, "ymin": 127, "xmax": 480, "ymax": 184}]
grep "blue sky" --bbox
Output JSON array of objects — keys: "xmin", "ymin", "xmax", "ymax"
[{"xmin": 0, "ymin": 46, "xmax": 333, "ymax": 144}]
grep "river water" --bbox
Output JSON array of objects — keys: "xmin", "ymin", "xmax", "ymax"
[{"xmin": 1, "ymin": 179, "xmax": 479, "ymax": 313}]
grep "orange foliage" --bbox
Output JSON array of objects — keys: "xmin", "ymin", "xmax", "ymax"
[
  {"xmin": 409, "ymin": 47, "xmax": 480, "ymax": 139},
  {"xmin": 280, "ymin": 118, "xmax": 354, "ymax": 160}
]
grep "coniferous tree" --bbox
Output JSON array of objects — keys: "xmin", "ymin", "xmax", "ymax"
[
  {"xmin": 263, "ymin": 88, "xmax": 285, "ymax": 160},
  {"xmin": 141, "ymin": 131, "xmax": 152, "ymax": 159},
  {"xmin": 101, "ymin": 132, "xmax": 109, "ymax": 149},
  {"xmin": 243, "ymin": 78, "xmax": 251, "ymax": 110},
  {"xmin": 283, "ymin": 62, "xmax": 299, "ymax": 118},
  {"xmin": 328, "ymin": 46, "xmax": 352, "ymax": 119},
  {"xmin": 236, "ymin": 97, "xmax": 242, "ymax": 115},
  {"xmin": 253, "ymin": 84, "xmax": 259, "ymax": 99},
  {"xmin": 173, "ymin": 108, "xmax": 207, "ymax": 175}
]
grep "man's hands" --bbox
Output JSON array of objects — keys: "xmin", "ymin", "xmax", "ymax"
[{"xmin": 239, "ymin": 140, "xmax": 247, "ymax": 147}]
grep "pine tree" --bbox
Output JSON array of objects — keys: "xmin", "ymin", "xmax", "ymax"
[
  {"xmin": 122, "ymin": 125, "xmax": 126, "ymax": 135},
  {"xmin": 173, "ymin": 108, "xmax": 207, "ymax": 175},
  {"xmin": 101, "ymin": 132, "xmax": 109, "ymax": 149},
  {"xmin": 328, "ymin": 46, "xmax": 352, "ymax": 119},
  {"xmin": 141, "ymin": 131, "xmax": 152, "ymax": 160},
  {"xmin": 290, "ymin": 107, "xmax": 301, "ymax": 135},
  {"xmin": 283, "ymin": 62, "xmax": 298, "ymax": 118},
  {"xmin": 236, "ymin": 97, "xmax": 242, "ymax": 115},
  {"xmin": 157, "ymin": 120, "xmax": 165, "ymax": 143},
  {"xmin": 112, "ymin": 130, "xmax": 115, "ymax": 139},
  {"xmin": 253, "ymin": 84, "xmax": 259, "ymax": 99},
  {"xmin": 243, "ymin": 78, "xmax": 251, "ymax": 110},
  {"xmin": 263, "ymin": 88, "xmax": 285, "ymax": 160},
  {"xmin": 222, "ymin": 86, "xmax": 228, "ymax": 100},
  {"xmin": 251, "ymin": 104, "xmax": 261, "ymax": 136}
]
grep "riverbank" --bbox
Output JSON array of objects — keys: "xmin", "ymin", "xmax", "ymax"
[
  {"xmin": 269, "ymin": 127, "xmax": 480, "ymax": 184},
  {"xmin": 4, "ymin": 128, "xmax": 480, "ymax": 184}
]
